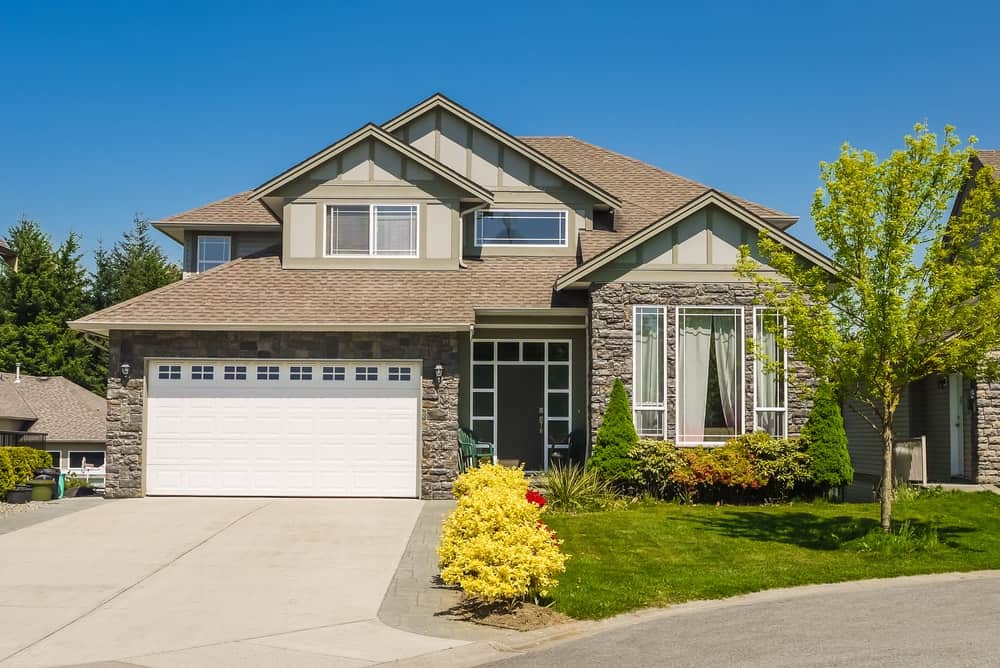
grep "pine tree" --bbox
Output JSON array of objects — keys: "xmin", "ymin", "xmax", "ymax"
[
  {"xmin": 801, "ymin": 383, "xmax": 854, "ymax": 492},
  {"xmin": 0, "ymin": 219, "xmax": 105, "ymax": 392},
  {"xmin": 587, "ymin": 378, "xmax": 639, "ymax": 483},
  {"xmin": 93, "ymin": 214, "xmax": 180, "ymax": 309}
]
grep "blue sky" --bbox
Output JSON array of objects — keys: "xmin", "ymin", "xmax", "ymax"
[{"xmin": 1, "ymin": 1, "xmax": 996, "ymax": 265}]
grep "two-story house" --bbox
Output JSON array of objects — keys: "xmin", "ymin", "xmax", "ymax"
[{"xmin": 71, "ymin": 93, "xmax": 837, "ymax": 499}]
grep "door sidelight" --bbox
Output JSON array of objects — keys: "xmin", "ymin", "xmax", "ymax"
[{"xmin": 538, "ymin": 406, "xmax": 544, "ymax": 434}]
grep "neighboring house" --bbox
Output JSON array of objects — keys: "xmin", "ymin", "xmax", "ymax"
[
  {"xmin": 0, "ymin": 238, "xmax": 16, "ymax": 271},
  {"xmin": 844, "ymin": 149, "xmax": 1000, "ymax": 485},
  {"xmin": 70, "ymin": 93, "xmax": 838, "ymax": 500},
  {"xmin": 0, "ymin": 369, "xmax": 108, "ymax": 480}
]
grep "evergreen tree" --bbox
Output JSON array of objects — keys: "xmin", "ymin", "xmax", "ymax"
[
  {"xmin": 587, "ymin": 378, "xmax": 639, "ymax": 483},
  {"xmin": 0, "ymin": 218, "xmax": 104, "ymax": 392},
  {"xmin": 801, "ymin": 383, "xmax": 854, "ymax": 492},
  {"xmin": 93, "ymin": 214, "xmax": 180, "ymax": 309}
]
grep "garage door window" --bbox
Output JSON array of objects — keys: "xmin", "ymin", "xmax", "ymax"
[
  {"xmin": 257, "ymin": 365, "xmax": 279, "ymax": 380},
  {"xmin": 290, "ymin": 366, "xmax": 313, "ymax": 381},
  {"xmin": 323, "ymin": 366, "xmax": 346, "ymax": 381},
  {"xmin": 191, "ymin": 365, "xmax": 214, "ymax": 380},
  {"xmin": 158, "ymin": 365, "xmax": 181, "ymax": 380},
  {"xmin": 388, "ymin": 366, "xmax": 411, "ymax": 381},
  {"xmin": 224, "ymin": 365, "xmax": 247, "ymax": 380}
]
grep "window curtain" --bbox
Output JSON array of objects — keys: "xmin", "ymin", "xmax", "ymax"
[
  {"xmin": 713, "ymin": 316, "xmax": 738, "ymax": 430},
  {"xmin": 635, "ymin": 309, "xmax": 664, "ymax": 434},
  {"xmin": 679, "ymin": 314, "xmax": 712, "ymax": 441},
  {"xmin": 755, "ymin": 312, "xmax": 784, "ymax": 435}
]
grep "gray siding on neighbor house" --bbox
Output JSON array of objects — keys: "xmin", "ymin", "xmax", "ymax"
[
  {"xmin": 589, "ymin": 281, "xmax": 813, "ymax": 444},
  {"xmin": 844, "ymin": 387, "xmax": 914, "ymax": 478},
  {"xmin": 106, "ymin": 330, "xmax": 461, "ymax": 500}
]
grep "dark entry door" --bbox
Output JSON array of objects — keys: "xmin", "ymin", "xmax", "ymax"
[{"xmin": 497, "ymin": 365, "xmax": 545, "ymax": 469}]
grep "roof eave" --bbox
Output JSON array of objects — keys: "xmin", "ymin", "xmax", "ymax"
[{"xmin": 68, "ymin": 320, "xmax": 473, "ymax": 337}]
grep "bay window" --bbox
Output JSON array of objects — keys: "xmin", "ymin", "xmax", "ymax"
[
  {"xmin": 633, "ymin": 306, "xmax": 665, "ymax": 437},
  {"xmin": 676, "ymin": 307, "xmax": 743, "ymax": 445},
  {"xmin": 326, "ymin": 204, "xmax": 418, "ymax": 257},
  {"xmin": 754, "ymin": 308, "xmax": 787, "ymax": 437}
]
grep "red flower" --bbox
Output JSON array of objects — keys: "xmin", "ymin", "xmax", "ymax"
[{"xmin": 526, "ymin": 489, "xmax": 547, "ymax": 508}]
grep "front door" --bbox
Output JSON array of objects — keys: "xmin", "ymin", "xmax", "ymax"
[
  {"xmin": 497, "ymin": 365, "xmax": 545, "ymax": 469},
  {"xmin": 949, "ymin": 373, "xmax": 965, "ymax": 478}
]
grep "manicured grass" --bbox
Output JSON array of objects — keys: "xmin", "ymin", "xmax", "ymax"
[{"xmin": 545, "ymin": 491, "xmax": 1000, "ymax": 619}]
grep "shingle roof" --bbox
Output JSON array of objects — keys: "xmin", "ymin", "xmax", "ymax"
[
  {"xmin": 159, "ymin": 190, "xmax": 279, "ymax": 226},
  {"xmin": 71, "ymin": 247, "xmax": 583, "ymax": 332},
  {"xmin": 0, "ymin": 374, "xmax": 105, "ymax": 442},
  {"xmin": 520, "ymin": 136, "xmax": 795, "ymax": 258},
  {"xmin": 977, "ymin": 149, "xmax": 1000, "ymax": 172},
  {"xmin": 0, "ymin": 238, "xmax": 14, "ymax": 261}
]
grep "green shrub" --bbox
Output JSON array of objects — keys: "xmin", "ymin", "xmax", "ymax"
[
  {"xmin": 631, "ymin": 439, "xmax": 686, "ymax": 499},
  {"xmin": 734, "ymin": 431, "xmax": 812, "ymax": 495},
  {"xmin": 587, "ymin": 379, "xmax": 638, "ymax": 485},
  {"xmin": 802, "ymin": 384, "xmax": 854, "ymax": 491},
  {"xmin": 0, "ymin": 447, "xmax": 51, "ymax": 495},
  {"xmin": 64, "ymin": 475, "xmax": 91, "ymax": 490},
  {"xmin": 543, "ymin": 463, "xmax": 614, "ymax": 512}
]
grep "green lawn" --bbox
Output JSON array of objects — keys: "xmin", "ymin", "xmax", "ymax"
[{"xmin": 545, "ymin": 491, "xmax": 1000, "ymax": 619}]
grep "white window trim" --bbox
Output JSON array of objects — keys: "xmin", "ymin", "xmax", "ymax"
[
  {"xmin": 468, "ymin": 339, "xmax": 573, "ymax": 471},
  {"xmin": 473, "ymin": 209, "xmax": 569, "ymax": 248},
  {"xmin": 674, "ymin": 305, "xmax": 746, "ymax": 447},
  {"xmin": 67, "ymin": 450, "xmax": 106, "ymax": 474},
  {"xmin": 196, "ymin": 235, "xmax": 231, "ymax": 273},
  {"xmin": 632, "ymin": 305, "xmax": 666, "ymax": 439},
  {"xmin": 323, "ymin": 204, "xmax": 420, "ymax": 258},
  {"xmin": 752, "ymin": 307, "xmax": 789, "ymax": 438}
]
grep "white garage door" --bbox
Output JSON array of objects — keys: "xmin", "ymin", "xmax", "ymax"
[{"xmin": 145, "ymin": 359, "xmax": 421, "ymax": 497}]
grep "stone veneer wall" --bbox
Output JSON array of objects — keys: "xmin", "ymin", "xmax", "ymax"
[
  {"xmin": 974, "ymin": 377, "xmax": 1000, "ymax": 483},
  {"xmin": 105, "ymin": 330, "xmax": 460, "ymax": 499},
  {"xmin": 589, "ymin": 282, "xmax": 814, "ymax": 443}
]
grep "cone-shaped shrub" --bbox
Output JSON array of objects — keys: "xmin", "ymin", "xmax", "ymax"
[
  {"xmin": 587, "ymin": 378, "xmax": 638, "ymax": 484},
  {"xmin": 802, "ymin": 383, "xmax": 854, "ymax": 490}
]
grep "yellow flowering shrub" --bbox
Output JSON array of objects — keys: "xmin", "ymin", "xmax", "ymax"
[
  {"xmin": 450, "ymin": 462, "xmax": 529, "ymax": 499},
  {"xmin": 438, "ymin": 468, "xmax": 568, "ymax": 603}
]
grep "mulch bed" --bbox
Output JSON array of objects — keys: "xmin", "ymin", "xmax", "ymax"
[{"xmin": 445, "ymin": 599, "xmax": 572, "ymax": 631}]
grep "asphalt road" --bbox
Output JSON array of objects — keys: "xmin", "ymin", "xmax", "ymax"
[{"xmin": 485, "ymin": 572, "xmax": 1000, "ymax": 668}]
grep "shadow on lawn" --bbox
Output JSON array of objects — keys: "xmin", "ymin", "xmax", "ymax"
[{"xmin": 674, "ymin": 510, "xmax": 974, "ymax": 551}]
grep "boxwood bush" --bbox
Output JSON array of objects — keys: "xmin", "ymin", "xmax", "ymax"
[{"xmin": 0, "ymin": 447, "xmax": 52, "ymax": 495}]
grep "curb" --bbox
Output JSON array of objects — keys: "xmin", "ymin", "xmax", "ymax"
[{"xmin": 384, "ymin": 569, "xmax": 1000, "ymax": 667}]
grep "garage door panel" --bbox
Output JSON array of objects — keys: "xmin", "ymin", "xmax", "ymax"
[{"xmin": 146, "ymin": 360, "xmax": 420, "ymax": 497}]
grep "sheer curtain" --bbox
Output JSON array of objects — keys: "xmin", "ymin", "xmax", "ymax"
[
  {"xmin": 634, "ymin": 308, "xmax": 664, "ymax": 436},
  {"xmin": 374, "ymin": 205, "xmax": 417, "ymax": 256},
  {"xmin": 755, "ymin": 311, "xmax": 785, "ymax": 436},
  {"xmin": 713, "ymin": 316, "xmax": 738, "ymax": 431},
  {"xmin": 679, "ymin": 314, "xmax": 711, "ymax": 441}
]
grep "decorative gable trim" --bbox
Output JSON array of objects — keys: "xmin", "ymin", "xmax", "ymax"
[
  {"xmin": 382, "ymin": 93, "xmax": 622, "ymax": 210},
  {"xmin": 554, "ymin": 190, "xmax": 837, "ymax": 290},
  {"xmin": 249, "ymin": 123, "xmax": 495, "ymax": 203}
]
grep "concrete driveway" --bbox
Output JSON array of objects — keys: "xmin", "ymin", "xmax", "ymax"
[{"xmin": 0, "ymin": 498, "xmax": 465, "ymax": 667}]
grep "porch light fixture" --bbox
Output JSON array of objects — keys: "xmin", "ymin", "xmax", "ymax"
[
  {"xmin": 434, "ymin": 363, "xmax": 444, "ymax": 385},
  {"xmin": 120, "ymin": 362, "xmax": 131, "ymax": 383}
]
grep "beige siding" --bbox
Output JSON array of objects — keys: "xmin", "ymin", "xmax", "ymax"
[
  {"xmin": 287, "ymin": 203, "xmax": 317, "ymax": 258},
  {"xmin": 588, "ymin": 206, "xmax": 777, "ymax": 283}
]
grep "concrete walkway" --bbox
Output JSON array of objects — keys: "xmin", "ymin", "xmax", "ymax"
[
  {"xmin": 0, "ymin": 497, "xmax": 466, "ymax": 667},
  {"xmin": 379, "ymin": 501, "xmax": 514, "ymax": 643}
]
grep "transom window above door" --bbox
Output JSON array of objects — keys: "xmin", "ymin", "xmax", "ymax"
[
  {"xmin": 325, "ymin": 204, "xmax": 418, "ymax": 257},
  {"xmin": 197, "ymin": 236, "xmax": 231, "ymax": 273},
  {"xmin": 474, "ymin": 210, "xmax": 568, "ymax": 247}
]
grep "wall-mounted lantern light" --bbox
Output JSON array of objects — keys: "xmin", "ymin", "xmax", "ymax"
[
  {"xmin": 434, "ymin": 363, "xmax": 444, "ymax": 385},
  {"xmin": 120, "ymin": 362, "xmax": 131, "ymax": 383}
]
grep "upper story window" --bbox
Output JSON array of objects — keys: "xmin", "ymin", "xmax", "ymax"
[
  {"xmin": 325, "ymin": 204, "xmax": 418, "ymax": 258},
  {"xmin": 197, "ymin": 235, "xmax": 231, "ymax": 272},
  {"xmin": 474, "ymin": 210, "xmax": 567, "ymax": 247}
]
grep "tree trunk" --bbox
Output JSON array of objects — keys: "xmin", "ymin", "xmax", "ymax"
[{"xmin": 880, "ymin": 399, "xmax": 896, "ymax": 533}]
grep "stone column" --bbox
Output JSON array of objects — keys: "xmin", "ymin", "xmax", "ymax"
[
  {"xmin": 975, "ymin": 378, "xmax": 1000, "ymax": 483},
  {"xmin": 105, "ymin": 377, "xmax": 144, "ymax": 498}
]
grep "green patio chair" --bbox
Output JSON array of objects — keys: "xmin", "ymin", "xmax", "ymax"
[{"xmin": 458, "ymin": 428, "xmax": 495, "ymax": 471}]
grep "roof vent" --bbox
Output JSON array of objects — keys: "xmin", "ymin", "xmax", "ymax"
[{"xmin": 14, "ymin": 363, "xmax": 20, "ymax": 384}]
